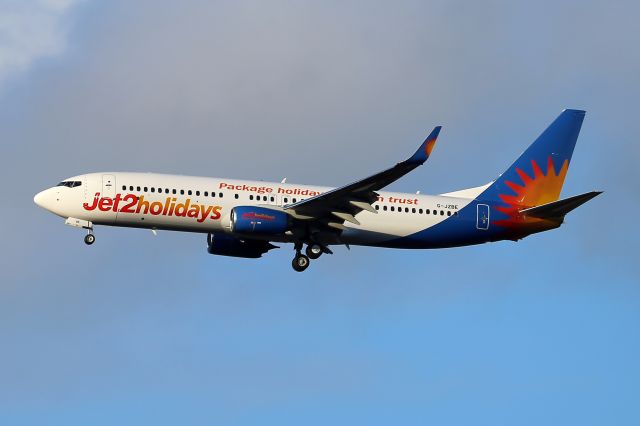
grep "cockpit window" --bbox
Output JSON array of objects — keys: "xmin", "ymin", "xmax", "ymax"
[{"xmin": 56, "ymin": 181, "xmax": 82, "ymax": 188}]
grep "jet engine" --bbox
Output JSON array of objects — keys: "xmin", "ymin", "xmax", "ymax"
[
  {"xmin": 207, "ymin": 232, "xmax": 278, "ymax": 258},
  {"xmin": 230, "ymin": 206, "xmax": 290, "ymax": 235}
]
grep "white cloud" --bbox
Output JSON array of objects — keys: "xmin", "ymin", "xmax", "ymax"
[{"xmin": 0, "ymin": 0, "xmax": 83, "ymax": 87}]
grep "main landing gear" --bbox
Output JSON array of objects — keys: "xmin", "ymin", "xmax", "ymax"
[
  {"xmin": 291, "ymin": 242, "xmax": 325, "ymax": 272},
  {"xmin": 306, "ymin": 244, "xmax": 323, "ymax": 260},
  {"xmin": 292, "ymin": 253, "xmax": 310, "ymax": 272}
]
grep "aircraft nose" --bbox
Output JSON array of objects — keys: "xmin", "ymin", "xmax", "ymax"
[
  {"xmin": 34, "ymin": 188, "xmax": 57, "ymax": 211},
  {"xmin": 34, "ymin": 190, "xmax": 46, "ymax": 207}
]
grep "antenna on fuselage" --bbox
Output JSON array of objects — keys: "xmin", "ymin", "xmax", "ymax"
[{"xmin": 281, "ymin": 178, "xmax": 287, "ymax": 183}]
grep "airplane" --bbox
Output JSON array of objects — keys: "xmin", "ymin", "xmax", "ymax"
[{"xmin": 34, "ymin": 109, "xmax": 601, "ymax": 272}]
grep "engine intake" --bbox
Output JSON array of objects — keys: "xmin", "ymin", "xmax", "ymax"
[{"xmin": 231, "ymin": 206, "xmax": 290, "ymax": 235}]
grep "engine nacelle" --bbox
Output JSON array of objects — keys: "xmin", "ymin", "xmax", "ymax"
[
  {"xmin": 230, "ymin": 206, "xmax": 290, "ymax": 235},
  {"xmin": 207, "ymin": 232, "xmax": 278, "ymax": 258}
]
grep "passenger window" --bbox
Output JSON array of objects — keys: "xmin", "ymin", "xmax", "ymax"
[
  {"xmin": 249, "ymin": 195, "xmax": 254, "ymax": 200},
  {"xmin": 263, "ymin": 196, "xmax": 268, "ymax": 201},
  {"xmin": 196, "ymin": 191, "xmax": 200, "ymax": 196},
  {"xmin": 293, "ymin": 198, "xmax": 297, "ymax": 203},
  {"xmin": 419, "ymin": 209, "xmax": 423, "ymax": 214},
  {"xmin": 158, "ymin": 188, "xmax": 162, "ymax": 193},
  {"xmin": 440, "ymin": 210, "xmax": 444, "ymax": 215},
  {"xmin": 136, "ymin": 186, "xmax": 141, "ymax": 191},
  {"xmin": 284, "ymin": 197, "xmax": 288, "ymax": 203},
  {"xmin": 412, "ymin": 208, "xmax": 416, "ymax": 213},
  {"xmin": 426, "ymin": 209, "xmax": 430, "ymax": 214},
  {"xmin": 219, "ymin": 192, "xmax": 223, "ymax": 198},
  {"xmin": 454, "ymin": 211, "xmax": 459, "ymax": 216},
  {"xmin": 122, "ymin": 185, "xmax": 126, "ymax": 190},
  {"xmin": 375, "ymin": 205, "xmax": 379, "ymax": 210},
  {"xmin": 390, "ymin": 206, "xmax": 395, "ymax": 211},
  {"xmin": 211, "ymin": 192, "xmax": 216, "ymax": 197},
  {"xmin": 234, "ymin": 194, "xmax": 239, "ymax": 199},
  {"xmin": 180, "ymin": 190, "xmax": 184, "ymax": 195},
  {"xmin": 188, "ymin": 190, "xmax": 192, "ymax": 195},
  {"xmin": 447, "ymin": 211, "xmax": 451, "ymax": 216},
  {"xmin": 204, "ymin": 191, "xmax": 208, "ymax": 196},
  {"xmin": 151, "ymin": 187, "xmax": 155, "ymax": 193},
  {"xmin": 173, "ymin": 189, "xmax": 177, "ymax": 195},
  {"xmin": 144, "ymin": 187, "xmax": 148, "ymax": 192},
  {"xmin": 271, "ymin": 196, "xmax": 275, "ymax": 202},
  {"xmin": 383, "ymin": 206, "xmax": 387, "ymax": 211},
  {"xmin": 405, "ymin": 207, "xmax": 409, "ymax": 213},
  {"xmin": 129, "ymin": 186, "xmax": 134, "ymax": 191}
]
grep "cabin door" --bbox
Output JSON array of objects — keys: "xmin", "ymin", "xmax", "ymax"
[{"xmin": 102, "ymin": 174, "xmax": 116, "ymax": 198}]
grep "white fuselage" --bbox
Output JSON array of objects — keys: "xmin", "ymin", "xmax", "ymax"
[{"xmin": 34, "ymin": 172, "xmax": 477, "ymax": 246}]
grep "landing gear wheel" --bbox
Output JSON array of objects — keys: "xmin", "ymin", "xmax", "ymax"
[
  {"xmin": 84, "ymin": 233, "xmax": 95, "ymax": 245},
  {"xmin": 292, "ymin": 254, "xmax": 310, "ymax": 272},
  {"xmin": 306, "ymin": 244, "xmax": 323, "ymax": 260}
]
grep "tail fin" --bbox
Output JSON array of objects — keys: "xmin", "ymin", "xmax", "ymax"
[{"xmin": 480, "ymin": 109, "xmax": 586, "ymax": 207}]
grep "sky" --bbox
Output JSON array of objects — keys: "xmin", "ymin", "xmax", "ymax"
[{"xmin": 1, "ymin": 0, "xmax": 639, "ymax": 424}]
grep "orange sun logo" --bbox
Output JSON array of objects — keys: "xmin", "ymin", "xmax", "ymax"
[{"xmin": 494, "ymin": 156, "xmax": 569, "ymax": 228}]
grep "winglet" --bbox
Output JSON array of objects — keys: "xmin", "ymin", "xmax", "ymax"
[{"xmin": 407, "ymin": 126, "xmax": 442, "ymax": 164}]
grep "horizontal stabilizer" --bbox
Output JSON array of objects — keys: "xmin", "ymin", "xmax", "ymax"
[{"xmin": 520, "ymin": 191, "xmax": 602, "ymax": 219}]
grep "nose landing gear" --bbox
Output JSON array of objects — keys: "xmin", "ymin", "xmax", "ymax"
[{"xmin": 84, "ymin": 230, "xmax": 95, "ymax": 245}]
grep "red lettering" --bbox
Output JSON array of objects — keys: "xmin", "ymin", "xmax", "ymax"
[
  {"xmin": 187, "ymin": 205, "xmax": 199, "ymax": 218},
  {"xmin": 210, "ymin": 206, "xmax": 222, "ymax": 220},
  {"xmin": 150, "ymin": 202, "xmax": 163, "ymax": 215},
  {"xmin": 162, "ymin": 197, "xmax": 171, "ymax": 215},
  {"xmin": 83, "ymin": 193, "xmax": 100, "ymax": 211},
  {"xmin": 136, "ymin": 195, "xmax": 150, "ymax": 214},
  {"xmin": 198, "ymin": 205, "xmax": 214, "ymax": 223},
  {"xmin": 119, "ymin": 194, "xmax": 138, "ymax": 213},
  {"xmin": 174, "ymin": 199, "xmax": 190, "ymax": 217},
  {"xmin": 112, "ymin": 193, "xmax": 123, "ymax": 212},
  {"xmin": 99, "ymin": 198, "xmax": 113, "ymax": 211}
]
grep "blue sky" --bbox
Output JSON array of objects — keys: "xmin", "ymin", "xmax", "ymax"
[{"xmin": 1, "ymin": 1, "xmax": 638, "ymax": 425}]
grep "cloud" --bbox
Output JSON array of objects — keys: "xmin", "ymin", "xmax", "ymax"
[{"xmin": 0, "ymin": 0, "xmax": 84, "ymax": 88}]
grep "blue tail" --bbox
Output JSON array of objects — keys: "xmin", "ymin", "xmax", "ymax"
[{"xmin": 479, "ymin": 109, "xmax": 586, "ymax": 207}]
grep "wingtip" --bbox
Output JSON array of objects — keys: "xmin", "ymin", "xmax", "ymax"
[
  {"xmin": 408, "ymin": 126, "xmax": 442, "ymax": 164},
  {"xmin": 425, "ymin": 126, "xmax": 442, "ymax": 157}
]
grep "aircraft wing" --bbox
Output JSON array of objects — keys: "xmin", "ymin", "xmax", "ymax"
[{"xmin": 284, "ymin": 126, "xmax": 441, "ymax": 230}]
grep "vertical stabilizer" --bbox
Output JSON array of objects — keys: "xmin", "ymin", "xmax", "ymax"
[{"xmin": 480, "ymin": 109, "xmax": 585, "ymax": 207}]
